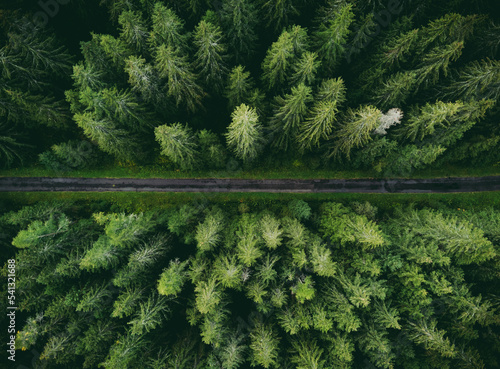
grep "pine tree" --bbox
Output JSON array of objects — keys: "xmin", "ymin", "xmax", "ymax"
[
  {"xmin": 154, "ymin": 45, "xmax": 205, "ymax": 112},
  {"xmin": 220, "ymin": 0, "xmax": 259, "ymax": 62},
  {"xmin": 260, "ymin": 0, "xmax": 298, "ymax": 31},
  {"xmin": 260, "ymin": 214, "xmax": 283, "ymax": 250},
  {"xmin": 314, "ymin": 3, "xmax": 355, "ymax": 71},
  {"xmin": 155, "ymin": 123, "xmax": 199, "ymax": 170},
  {"xmin": 408, "ymin": 318, "xmax": 457, "ymax": 358},
  {"xmin": 157, "ymin": 259, "xmax": 189, "ymax": 297},
  {"xmin": 415, "ymin": 41, "xmax": 464, "ymax": 88},
  {"xmin": 118, "ymin": 10, "xmax": 149, "ymax": 53},
  {"xmin": 290, "ymin": 51, "xmax": 320, "ymax": 86},
  {"xmin": 213, "ymin": 254, "xmax": 243, "ymax": 289},
  {"xmin": 195, "ymin": 278, "xmax": 222, "ymax": 314},
  {"xmin": 124, "ymin": 56, "xmax": 166, "ymax": 108},
  {"xmin": 225, "ymin": 65, "xmax": 255, "ymax": 110},
  {"xmin": 249, "ymin": 323, "xmax": 280, "ymax": 368},
  {"xmin": 0, "ymin": 126, "xmax": 26, "ymax": 168},
  {"xmin": 74, "ymin": 112, "xmax": 138, "ymax": 161},
  {"xmin": 443, "ymin": 58, "xmax": 500, "ymax": 101},
  {"xmin": 225, "ymin": 104, "xmax": 264, "ymax": 163},
  {"xmin": 289, "ymin": 336, "xmax": 326, "ymax": 369},
  {"xmin": 327, "ymin": 105, "xmax": 382, "ymax": 159},
  {"xmin": 269, "ymin": 83, "xmax": 312, "ymax": 151},
  {"xmin": 297, "ymin": 100, "xmax": 339, "ymax": 151},
  {"xmin": 193, "ymin": 20, "xmax": 228, "ymax": 92},
  {"xmin": 262, "ymin": 30, "xmax": 297, "ymax": 90},
  {"xmin": 195, "ymin": 209, "xmax": 225, "ymax": 252},
  {"xmin": 149, "ymin": 3, "xmax": 186, "ymax": 49},
  {"xmin": 129, "ymin": 294, "xmax": 171, "ymax": 336}
]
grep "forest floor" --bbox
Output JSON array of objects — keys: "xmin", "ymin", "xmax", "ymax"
[{"xmin": 1, "ymin": 176, "xmax": 500, "ymax": 193}]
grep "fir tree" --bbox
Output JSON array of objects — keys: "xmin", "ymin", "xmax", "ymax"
[
  {"xmin": 225, "ymin": 104, "xmax": 264, "ymax": 163},
  {"xmin": 193, "ymin": 20, "xmax": 228, "ymax": 92},
  {"xmin": 154, "ymin": 45, "xmax": 205, "ymax": 113},
  {"xmin": 155, "ymin": 123, "xmax": 199, "ymax": 170},
  {"xmin": 220, "ymin": 0, "xmax": 259, "ymax": 62},
  {"xmin": 269, "ymin": 83, "xmax": 313, "ymax": 151}
]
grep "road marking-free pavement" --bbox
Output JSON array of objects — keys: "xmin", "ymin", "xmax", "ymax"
[{"xmin": 1, "ymin": 176, "xmax": 500, "ymax": 193}]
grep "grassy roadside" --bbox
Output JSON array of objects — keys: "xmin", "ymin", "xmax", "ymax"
[
  {"xmin": 2, "ymin": 191, "xmax": 500, "ymax": 214},
  {"xmin": 1, "ymin": 162, "xmax": 499, "ymax": 180}
]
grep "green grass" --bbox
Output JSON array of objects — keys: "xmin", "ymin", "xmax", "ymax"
[
  {"xmin": 2, "ymin": 191, "xmax": 500, "ymax": 214},
  {"xmin": 1, "ymin": 162, "xmax": 499, "ymax": 180}
]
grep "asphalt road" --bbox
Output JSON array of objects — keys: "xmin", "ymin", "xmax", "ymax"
[{"xmin": 0, "ymin": 176, "xmax": 500, "ymax": 193}]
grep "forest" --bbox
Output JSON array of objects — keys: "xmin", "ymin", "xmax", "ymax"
[
  {"xmin": 0, "ymin": 0, "xmax": 499, "ymax": 176},
  {"xmin": 0, "ymin": 197, "xmax": 499, "ymax": 368}
]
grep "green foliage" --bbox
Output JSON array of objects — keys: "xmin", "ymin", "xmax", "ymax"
[
  {"xmin": 226, "ymin": 104, "xmax": 264, "ymax": 163},
  {"xmin": 193, "ymin": 20, "xmax": 228, "ymax": 92},
  {"xmin": 269, "ymin": 84, "xmax": 313, "ymax": 151},
  {"xmin": 155, "ymin": 45, "xmax": 205, "ymax": 112},
  {"xmin": 249, "ymin": 323, "xmax": 280, "ymax": 368},
  {"xmin": 155, "ymin": 123, "xmax": 199, "ymax": 170},
  {"xmin": 5, "ymin": 200, "xmax": 500, "ymax": 369}
]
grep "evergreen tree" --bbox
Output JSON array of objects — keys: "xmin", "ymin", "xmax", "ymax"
[
  {"xmin": 118, "ymin": 10, "xmax": 149, "ymax": 53},
  {"xmin": 154, "ymin": 45, "xmax": 205, "ymax": 112},
  {"xmin": 193, "ymin": 20, "xmax": 228, "ymax": 92},
  {"xmin": 225, "ymin": 104, "xmax": 264, "ymax": 163},
  {"xmin": 226, "ymin": 65, "xmax": 254, "ymax": 110},
  {"xmin": 269, "ymin": 83, "xmax": 313, "ymax": 151},
  {"xmin": 149, "ymin": 3, "xmax": 186, "ymax": 49},
  {"xmin": 290, "ymin": 51, "xmax": 320, "ymax": 86},
  {"xmin": 262, "ymin": 26, "xmax": 308, "ymax": 90},
  {"xmin": 249, "ymin": 323, "xmax": 280, "ymax": 368},
  {"xmin": 220, "ymin": 0, "xmax": 259, "ymax": 62},
  {"xmin": 155, "ymin": 123, "xmax": 199, "ymax": 170},
  {"xmin": 327, "ymin": 105, "xmax": 382, "ymax": 159},
  {"xmin": 314, "ymin": 3, "xmax": 355, "ymax": 71}
]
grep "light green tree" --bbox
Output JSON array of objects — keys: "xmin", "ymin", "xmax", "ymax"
[
  {"xmin": 226, "ymin": 104, "xmax": 264, "ymax": 163},
  {"xmin": 155, "ymin": 123, "xmax": 199, "ymax": 170}
]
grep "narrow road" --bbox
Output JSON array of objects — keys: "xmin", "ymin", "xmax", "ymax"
[{"xmin": 1, "ymin": 176, "xmax": 500, "ymax": 193}]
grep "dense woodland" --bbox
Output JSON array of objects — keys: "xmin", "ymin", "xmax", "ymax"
[
  {"xmin": 0, "ymin": 0, "xmax": 499, "ymax": 175},
  {"xmin": 0, "ymin": 198, "xmax": 499, "ymax": 368}
]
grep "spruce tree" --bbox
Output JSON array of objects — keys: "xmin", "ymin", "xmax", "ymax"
[
  {"xmin": 225, "ymin": 65, "xmax": 255, "ymax": 110},
  {"xmin": 193, "ymin": 20, "xmax": 228, "ymax": 92},
  {"xmin": 154, "ymin": 45, "xmax": 205, "ymax": 113},
  {"xmin": 269, "ymin": 83, "xmax": 313, "ymax": 151},
  {"xmin": 149, "ymin": 3, "xmax": 186, "ymax": 49},
  {"xmin": 314, "ymin": 3, "xmax": 355, "ymax": 71},
  {"xmin": 225, "ymin": 104, "xmax": 264, "ymax": 163},
  {"xmin": 220, "ymin": 0, "xmax": 259, "ymax": 62},
  {"xmin": 118, "ymin": 10, "xmax": 149, "ymax": 53},
  {"xmin": 155, "ymin": 123, "xmax": 199, "ymax": 170}
]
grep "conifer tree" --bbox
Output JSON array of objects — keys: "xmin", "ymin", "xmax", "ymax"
[
  {"xmin": 261, "ymin": 28, "xmax": 300, "ymax": 90},
  {"xmin": 314, "ymin": 3, "xmax": 355, "ymax": 71},
  {"xmin": 260, "ymin": 0, "xmax": 298, "ymax": 31},
  {"xmin": 155, "ymin": 123, "xmax": 199, "ymax": 170},
  {"xmin": 297, "ymin": 100, "xmax": 338, "ymax": 151},
  {"xmin": 290, "ymin": 51, "xmax": 320, "ymax": 86},
  {"xmin": 250, "ymin": 323, "xmax": 280, "ymax": 368},
  {"xmin": 154, "ymin": 45, "xmax": 205, "ymax": 112},
  {"xmin": 149, "ymin": 3, "xmax": 186, "ymax": 49},
  {"xmin": 327, "ymin": 105, "xmax": 382, "ymax": 159},
  {"xmin": 193, "ymin": 20, "xmax": 228, "ymax": 92},
  {"xmin": 118, "ymin": 10, "xmax": 149, "ymax": 53},
  {"xmin": 74, "ymin": 113, "xmax": 138, "ymax": 161},
  {"xmin": 225, "ymin": 104, "xmax": 264, "ymax": 163},
  {"xmin": 226, "ymin": 65, "xmax": 255, "ymax": 110},
  {"xmin": 269, "ymin": 83, "xmax": 313, "ymax": 151},
  {"xmin": 443, "ymin": 58, "xmax": 500, "ymax": 101},
  {"xmin": 220, "ymin": 0, "xmax": 259, "ymax": 62}
]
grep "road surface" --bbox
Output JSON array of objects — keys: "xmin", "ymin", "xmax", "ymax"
[{"xmin": 1, "ymin": 176, "xmax": 500, "ymax": 193}]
